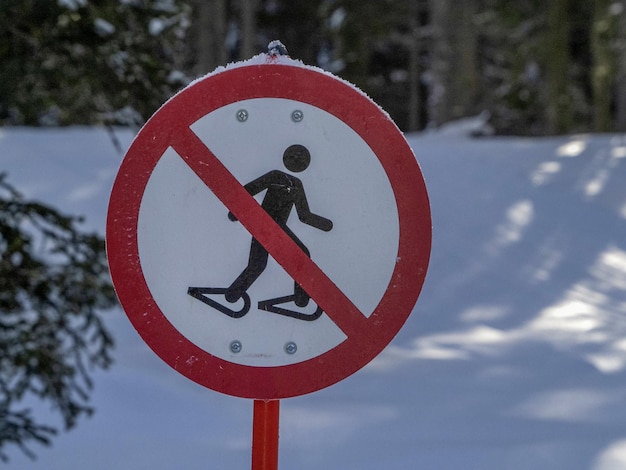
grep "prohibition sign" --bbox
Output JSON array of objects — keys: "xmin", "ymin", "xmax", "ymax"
[{"xmin": 107, "ymin": 59, "xmax": 431, "ymax": 399}]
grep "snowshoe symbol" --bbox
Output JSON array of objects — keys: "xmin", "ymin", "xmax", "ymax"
[
  {"xmin": 187, "ymin": 287, "xmax": 251, "ymax": 319},
  {"xmin": 257, "ymin": 295, "xmax": 323, "ymax": 321},
  {"xmin": 187, "ymin": 288, "xmax": 323, "ymax": 321}
]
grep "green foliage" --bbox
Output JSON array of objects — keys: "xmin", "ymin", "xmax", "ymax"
[
  {"xmin": 0, "ymin": 174, "xmax": 117, "ymax": 460},
  {"xmin": 258, "ymin": 0, "xmax": 414, "ymax": 129},
  {"xmin": 482, "ymin": 0, "xmax": 626, "ymax": 135},
  {"xmin": 591, "ymin": 0, "xmax": 622, "ymax": 131},
  {"xmin": 0, "ymin": 0, "xmax": 189, "ymax": 126},
  {"xmin": 332, "ymin": 1, "xmax": 413, "ymax": 129},
  {"xmin": 477, "ymin": 0, "xmax": 549, "ymax": 134}
]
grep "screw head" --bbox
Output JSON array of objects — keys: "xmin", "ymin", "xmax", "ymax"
[
  {"xmin": 236, "ymin": 109, "xmax": 248, "ymax": 122},
  {"xmin": 291, "ymin": 110, "xmax": 304, "ymax": 122},
  {"xmin": 230, "ymin": 340, "xmax": 242, "ymax": 354},
  {"xmin": 284, "ymin": 341, "xmax": 297, "ymax": 355}
]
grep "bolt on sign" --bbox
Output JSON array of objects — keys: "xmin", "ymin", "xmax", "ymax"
[{"xmin": 106, "ymin": 43, "xmax": 431, "ymax": 400}]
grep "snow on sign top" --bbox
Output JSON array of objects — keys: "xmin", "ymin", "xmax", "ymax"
[{"xmin": 106, "ymin": 47, "xmax": 431, "ymax": 399}]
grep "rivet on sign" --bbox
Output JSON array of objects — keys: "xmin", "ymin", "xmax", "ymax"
[
  {"xmin": 291, "ymin": 110, "xmax": 304, "ymax": 122},
  {"xmin": 236, "ymin": 109, "xmax": 249, "ymax": 122},
  {"xmin": 284, "ymin": 341, "xmax": 297, "ymax": 355},
  {"xmin": 230, "ymin": 340, "xmax": 242, "ymax": 354}
]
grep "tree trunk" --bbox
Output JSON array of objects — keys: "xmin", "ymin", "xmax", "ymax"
[
  {"xmin": 591, "ymin": 0, "xmax": 617, "ymax": 132},
  {"xmin": 428, "ymin": 0, "xmax": 479, "ymax": 127},
  {"xmin": 192, "ymin": 0, "xmax": 227, "ymax": 76},
  {"xmin": 615, "ymin": 0, "xmax": 626, "ymax": 131},
  {"xmin": 407, "ymin": 1, "xmax": 421, "ymax": 131},
  {"xmin": 454, "ymin": 0, "xmax": 480, "ymax": 118},
  {"xmin": 545, "ymin": 0, "xmax": 573, "ymax": 134},
  {"xmin": 239, "ymin": 0, "xmax": 258, "ymax": 59}
]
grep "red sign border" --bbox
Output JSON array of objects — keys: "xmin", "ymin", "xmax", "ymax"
[{"xmin": 106, "ymin": 62, "xmax": 431, "ymax": 399}]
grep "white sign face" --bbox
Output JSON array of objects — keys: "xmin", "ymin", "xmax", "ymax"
[{"xmin": 137, "ymin": 98, "xmax": 399, "ymax": 367}]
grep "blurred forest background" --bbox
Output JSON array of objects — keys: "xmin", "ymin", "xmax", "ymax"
[{"xmin": 1, "ymin": 0, "xmax": 626, "ymax": 135}]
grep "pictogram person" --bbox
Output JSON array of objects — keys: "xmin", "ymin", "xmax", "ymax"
[{"xmin": 225, "ymin": 144, "xmax": 332, "ymax": 307}]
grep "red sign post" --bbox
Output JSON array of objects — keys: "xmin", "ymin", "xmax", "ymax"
[
  {"xmin": 252, "ymin": 400, "xmax": 280, "ymax": 470},
  {"xmin": 107, "ymin": 51, "xmax": 430, "ymax": 469}
]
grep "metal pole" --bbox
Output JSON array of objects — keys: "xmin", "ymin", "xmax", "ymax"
[{"xmin": 252, "ymin": 399, "xmax": 280, "ymax": 470}]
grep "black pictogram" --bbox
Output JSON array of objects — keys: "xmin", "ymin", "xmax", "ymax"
[{"xmin": 188, "ymin": 144, "xmax": 333, "ymax": 320}]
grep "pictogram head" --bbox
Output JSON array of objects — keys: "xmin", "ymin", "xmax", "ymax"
[{"xmin": 283, "ymin": 144, "xmax": 310, "ymax": 172}]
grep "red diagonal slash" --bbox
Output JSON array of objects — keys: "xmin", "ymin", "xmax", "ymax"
[{"xmin": 172, "ymin": 127, "xmax": 369, "ymax": 338}]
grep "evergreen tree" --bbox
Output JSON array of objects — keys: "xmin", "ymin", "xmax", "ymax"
[
  {"xmin": 477, "ymin": 0, "xmax": 548, "ymax": 134},
  {"xmin": 617, "ymin": 1, "xmax": 626, "ymax": 131},
  {"xmin": 477, "ymin": 0, "xmax": 595, "ymax": 135},
  {"xmin": 2, "ymin": 0, "xmax": 625, "ymax": 133},
  {"xmin": 545, "ymin": 0, "xmax": 574, "ymax": 134},
  {"xmin": 428, "ymin": 0, "xmax": 481, "ymax": 128},
  {"xmin": 0, "ymin": 174, "xmax": 117, "ymax": 459},
  {"xmin": 0, "ymin": 0, "xmax": 190, "ymax": 126},
  {"xmin": 319, "ymin": 0, "xmax": 417, "ymax": 130},
  {"xmin": 591, "ymin": 0, "xmax": 622, "ymax": 131}
]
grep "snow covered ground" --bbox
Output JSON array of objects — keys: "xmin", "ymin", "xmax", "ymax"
[{"xmin": 2, "ymin": 124, "xmax": 626, "ymax": 469}]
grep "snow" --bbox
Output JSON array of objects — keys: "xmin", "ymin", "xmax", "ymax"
[
  {"xmin": 94, "ymin": 18, "xmax": 115, "ymax": 37},
  {"xmin": 609, "ymin": 2, "xmax": 625, "ymax": 16},
  {"xmin": 149, "ymin": 18, "xmax": 168, "ymax": 37},
  {"xmin": 328, "ymin": 7, "xmax": 347, "ymax": 31},
  {"xmin": 2, "ymin": 125, "xmax": 626, "ymax": 469},
  {"xmin": 57, "ymin": 0, "xmax": 86, "ymax": 10}
]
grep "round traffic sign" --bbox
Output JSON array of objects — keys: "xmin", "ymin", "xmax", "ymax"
[{"xmin": 106, "ymin": 55, "xmax": 431, "ymax": 399}]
